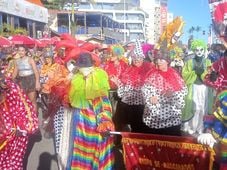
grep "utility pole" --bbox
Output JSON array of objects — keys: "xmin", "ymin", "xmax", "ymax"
[
  {"xmin": 123, "ymin": 0, "xmax": 126, "ymax": 43},
  {"xmin": 71, "ymin": 0, "xmax": 76, "ymax": 37}
]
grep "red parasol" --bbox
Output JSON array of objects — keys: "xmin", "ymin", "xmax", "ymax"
[
  {"xmin": 51, "ymin": 36, "xmax": 61, "ymax": 44},
  {"xmin": 0, "ymin": 37, "xmax": 12, "ymax": 47},
  {"xmin": 35, "ymin": 39, "xmax": 47, "ymax": 48},
  {"xmin": 8, "ymin": 35, "xmax": 36, "ymax": 45},
  {"xmin": 39, "ymin": 36, "xmax": 60, "ymax": 45}
]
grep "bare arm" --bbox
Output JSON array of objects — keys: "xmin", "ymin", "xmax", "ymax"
[
  {"xmin": 29, "ymin": 57, "xmax": 40, "ymax": 91},
  {"xmin": 11, "ymin": 60, "xmax": 18, "ymax": 80}
]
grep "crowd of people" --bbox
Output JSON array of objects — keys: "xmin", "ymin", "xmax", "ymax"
[{"xmin": 0, "ymin": 34, "xmax": 226, "ymax": 169}]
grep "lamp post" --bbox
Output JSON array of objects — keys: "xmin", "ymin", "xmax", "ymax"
[
  {"xmin": 70, "ymin": 0, "xmax": 79, "ymax": 37},
  {"xmin": 123, "ymin": 0, "xmax": 126, "ymax": 43},
  {"xmin": 70, "ymin": 0, "xmax": 76, "ymax": 36}
]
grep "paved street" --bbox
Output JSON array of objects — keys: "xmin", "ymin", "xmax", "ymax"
[
  {"xmin": 25, "ymin": 108, "xmax": 125, "ymax": 170},
  {"xmin": 25, "ymin": 108, "xmax": 58, "ymax": 170}
]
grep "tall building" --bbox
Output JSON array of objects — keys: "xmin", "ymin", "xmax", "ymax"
[
  {"xmin": 76, "ymin": 0, "xmax": 147, "ymax": 42},
  {"xmin": 140, "ymin": 0, "xmax": 168, "ymax": 44},
  {"xmin": 50, "ymin": 0, "xmax": 147, "ymax": 43},
  {"xmin": 48, "ymin": 0, "xmax": 169, "ymax": 44}
]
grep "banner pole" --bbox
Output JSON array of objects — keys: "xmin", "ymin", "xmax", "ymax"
[{"xmin": 108, "ymin": 131, "xmax": 122, "ymax": 135}]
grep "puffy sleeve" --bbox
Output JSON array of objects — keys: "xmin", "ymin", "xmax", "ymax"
[
  {"xmin": 182, "ymin": 59, "xmax": 197, "ymax": 85},
  {"xmin": 96, "ymin": 96, "xmax": 113, "ymax": 125},
  {"xmin": 171, "ymin": 86, "xmax": 187, "ymax": 109}
]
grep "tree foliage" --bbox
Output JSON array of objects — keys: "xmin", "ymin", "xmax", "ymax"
[{"xmin": 0, "ymin": 23, "xmax": 27, "ymax": 37}]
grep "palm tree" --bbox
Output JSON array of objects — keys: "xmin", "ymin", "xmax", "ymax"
[
  {"xmin": 188, "ymin": 26, "xmax": 195, "ymax": 36},
  {"xmin": 195, "ymin": 26, "xmax": 201, "ymax": 38}
]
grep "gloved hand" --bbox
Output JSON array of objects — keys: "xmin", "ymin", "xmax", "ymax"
[
  {"xmin": 97, "ymin": 121, "xmax": 115, "ymax": 133},
  {"xmin": 197, "ymin": 133, "xmax": 217, "ymax": 148},
  {"xmin": 209, "ymin": 71, "xmax": 218, "ymax": 82}
]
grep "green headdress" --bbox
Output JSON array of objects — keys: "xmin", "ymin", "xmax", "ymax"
[{"xmin": 190, "ymin": 39, "xmax": 207, "ymax": 52}]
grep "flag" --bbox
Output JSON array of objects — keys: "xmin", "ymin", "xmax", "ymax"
[{"xmin": 121, "ymin": 132, "xmax": 215, "ymax": 170}]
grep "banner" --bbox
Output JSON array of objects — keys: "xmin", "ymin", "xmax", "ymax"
[{"xmin": 121, "ymin": 132, "xmax": 215, "ymax": 170}]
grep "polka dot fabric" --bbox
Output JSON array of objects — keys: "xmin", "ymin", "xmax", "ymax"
[
  {"xmin": 142, "ymin": 84, "xmax": 187, "ymax": 129},
  {"xmin": 0, "ymin": 79, "xmax": 38, "ymax": 169},
  {"xmin": 53, "ymin": 106, "xmax": 65, "ymax": 153},
  {"xmin": 118, "ymin": 85, "xmax": 144, "ymax": 105}
]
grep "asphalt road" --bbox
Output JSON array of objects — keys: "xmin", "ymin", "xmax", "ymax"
[{"xmin": 24, "ymin": 108, "xmax": 125, "ymax": 170}]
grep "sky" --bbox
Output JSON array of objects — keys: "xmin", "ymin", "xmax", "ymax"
[{"xmin": 168, "ymin": 0, "xmax": 212, "ymax": 44}]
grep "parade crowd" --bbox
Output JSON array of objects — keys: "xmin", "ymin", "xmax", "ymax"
[{"xmin": 0, "ymin": 33, "xmax": 227, "ymax": 170}]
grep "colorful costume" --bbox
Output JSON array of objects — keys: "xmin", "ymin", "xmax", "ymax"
[
  {"xmin": 0, "ymin": 77, "xmax": 38, "ymax": 170},
  {"xmin": 113, "ymin": 40, "xmax": 155, "ymax": 133},
  {"xmin": 103, "ymin": 44, "xmax": 128, "ymax": 90},
  {"xmin": 142, "ymin": 67, "xmax": 187, "ymax": 135},
  {"xmin": 199, "ymin": 90, "xmax": 227, "ymax": 169},
  {"xmin": 102, "ymin": 44, "xmax": 128, "ymax": 115},
  {"xmin": 67, "ymin": 53, "xmax": 115, "ymax": 169},
  {"xmin": 204, "ymin": 50, "xmax": 227, "ymax": 93},
  {"xmin": 182, "ymin": 39, "xmax": 214, "ymax": 135}
]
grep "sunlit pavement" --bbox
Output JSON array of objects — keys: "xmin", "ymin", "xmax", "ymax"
[
  {"xmin": 25, "ymin": 108, "xmax": 58, "ymax": 170},
  {"xmin": 25, "ymin": 107, "xmax": 125, "ymax": 170}
]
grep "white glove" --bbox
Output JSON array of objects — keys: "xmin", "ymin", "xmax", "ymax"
[{"xmin": 197, "ymin": 133, "xmax": 217, "ymax": 148}]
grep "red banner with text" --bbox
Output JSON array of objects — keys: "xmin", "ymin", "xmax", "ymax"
[{"xmin": 121, "ymin": 132, "xmax": 215, "ymax": 170}]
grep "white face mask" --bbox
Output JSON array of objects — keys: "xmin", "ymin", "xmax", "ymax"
[
  {"xmin": 171, "ymin": 32, "xmax": 181, "ymax": 44},
  {"xmin": 195, "ymin": 47, "xmax": 205, "ymax": 57},
  {"xmin": 79, "ymin": 67, "xmax": 94, "ymax": 77}
]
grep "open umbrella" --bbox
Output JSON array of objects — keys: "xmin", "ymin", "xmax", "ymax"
[
  {"xmin": 39, "ymin": 36, "xmax": 60, "ymax": 45},
  {"xmin": 8, "ymin": 35, "xmax": 35, "ymax": 45},
  {"xmin": 35, "ymin": 39, "xmax": 47, "ymax": 48},
  {"xmin": 0, "ymin": 37, "xmax": 12, "ymax": 47}
]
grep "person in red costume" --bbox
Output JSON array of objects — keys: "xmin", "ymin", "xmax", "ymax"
[
  {"xmin": 204, "ymin": 49, "xmax": 227, "ymax": 93},
  {"xmin": 103, "ymin": 44, "xmax": 128, "ymax": 90},
  {"xmin": 111, "ymin": 40, "xmax": 155, "ymax": 135},
  {"xmin": 102, "ymin": 44, "xmax": 128, "ymax": 114},
  {"xmin": 0, "ymin": 72, "xmax": 38, "ymax": 170},
  {"xmin": 141, "ymin": 53, "xmax": 187, "ymax": 136}
]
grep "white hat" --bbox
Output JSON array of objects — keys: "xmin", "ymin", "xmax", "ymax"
[{"xmin": 132, "ymin": 39, "xmax": 145, "ymax": 59}]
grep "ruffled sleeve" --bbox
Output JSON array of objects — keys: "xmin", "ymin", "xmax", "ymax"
[
  {"xmin": 69, "ymin": 68, "xmax": 110, "ymax": 108},
  {"xmin": 182, "ymin": 59, "xmax": 197, "ymax": 85}
]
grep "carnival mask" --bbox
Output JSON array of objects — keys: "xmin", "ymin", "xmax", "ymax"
[
  {"xmin": 66, "ymin": 60, "xmax": 76, "ymax": 73},
  {"xmin": 195, "ymin": 47, "xmax": 205, "ymax": 57},
  {"xmin": 79, "ymin": 67, "xmax": 94, "ymax": 77},
  {"xmin": 171, "ymin": 32, "xmax": 181, "ymax": 44}
]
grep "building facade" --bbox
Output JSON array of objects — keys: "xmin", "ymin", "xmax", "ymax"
[
  {"xmin": 0, "ymin": 0, "xmax": 48, "ymax": 37},
  {"xmin": 55, "ymin": 0, "xmax": 147, "ymax": 43}
]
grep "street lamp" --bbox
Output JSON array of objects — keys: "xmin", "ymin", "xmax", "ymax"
[{"xmin": 67, "ymin": 0, "xmax": 79, "ymax": 37}]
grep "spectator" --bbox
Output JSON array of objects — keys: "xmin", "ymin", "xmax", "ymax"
[{"xmin": 12, "ymin": 46, "xmax": 41, "ymax": 113}]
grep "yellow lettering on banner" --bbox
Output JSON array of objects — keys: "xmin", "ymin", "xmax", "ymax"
[
  {"xmin": 122, "ymin": 138, "xmax": 210, "ymax": 151},
  {"xmin": 154, "ymin": 161, "xmax": 161, "ymax": 168},
  {"xmin": 162, "ymin": 162, "xmax": 195, "ymax": 170},
  {"xmin": 139, "ymin": 158, "xmax": 153, "ymax": 166}
]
